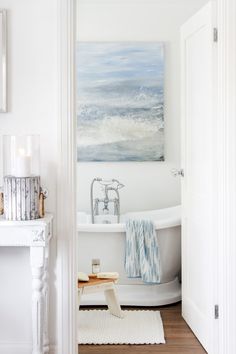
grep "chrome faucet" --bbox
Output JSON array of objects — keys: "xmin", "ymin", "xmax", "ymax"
[{"xmin": 90, "ymin": 178, "xmax": 124, "ymax": 223}]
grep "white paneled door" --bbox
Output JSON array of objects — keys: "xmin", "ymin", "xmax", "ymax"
[{"xmin": 181, "ymin": 2, "xmax": 217, "ymax": 353}]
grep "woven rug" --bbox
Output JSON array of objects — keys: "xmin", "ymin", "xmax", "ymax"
[{"xmin": 78, "ymin": 309, "xmax": 165, "ymax": 345}]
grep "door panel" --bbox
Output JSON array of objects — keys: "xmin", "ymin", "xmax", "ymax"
[{"xmin": 181, "ymin": 2, "xmax": 216, "ymax": 352}]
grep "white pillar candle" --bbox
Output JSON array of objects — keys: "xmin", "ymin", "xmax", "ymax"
[{"xmin": 15, "ymin": 148, "xmax": 31, "ymax": 177}]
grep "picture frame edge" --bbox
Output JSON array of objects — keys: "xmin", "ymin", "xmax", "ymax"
[{"xmin": 0, "ymin": 9, "xmax": 7, "ymax": 113}]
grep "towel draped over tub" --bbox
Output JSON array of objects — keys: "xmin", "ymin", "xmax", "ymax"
[{"xmin": 125, "ymin": 219, "xmax": 161, "ymax": 284}]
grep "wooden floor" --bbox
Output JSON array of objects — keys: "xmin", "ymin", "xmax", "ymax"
[{"xmin": 79, "ymin": 302, "xmax": 206, "ymax": 354}]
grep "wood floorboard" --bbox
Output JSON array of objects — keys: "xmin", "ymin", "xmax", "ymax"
[{"xmin": 78, "ymin": 302, "xmax": 207, "ymax": 354}]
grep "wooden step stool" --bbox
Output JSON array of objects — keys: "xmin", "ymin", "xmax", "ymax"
[{"xmin": 78, "ymin": 277, "xmax": 123, "ymax": 318}]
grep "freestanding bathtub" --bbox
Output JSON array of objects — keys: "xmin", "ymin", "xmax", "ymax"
[{"xmin": 77, "ymin": 205, "xmax": 181, "ymax": 306}]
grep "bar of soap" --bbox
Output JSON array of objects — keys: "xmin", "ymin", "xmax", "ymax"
[
  {"xmin": 97, "ymin": 272, "xmax": 119, "ymax": 279},
  {"xmin": 78, "ymin": 272, "xmax": 89, "ymax": 282}
]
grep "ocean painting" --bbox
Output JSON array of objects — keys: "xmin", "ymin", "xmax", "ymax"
[{"xmin": 77, "ymin": 42, "xmax": 164, "ymax": 161}]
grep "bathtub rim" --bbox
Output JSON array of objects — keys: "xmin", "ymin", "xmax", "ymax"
[{"xmin": 77, "ymin": 205, "xmax": 181, "ymax": 233}]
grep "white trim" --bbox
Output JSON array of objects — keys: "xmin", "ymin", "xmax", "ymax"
[
  {"xmin": 217, "ymin": 1, "xmax": 236, "ymax": 353},
  {"xmin": 57, "ymin": 0, "xmax": 77, "ymax": 354}
]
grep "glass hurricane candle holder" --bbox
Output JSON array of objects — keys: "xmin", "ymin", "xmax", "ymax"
[{"xmin": 3, "ymin": 135, "xmax": 40, "ymax": 177}]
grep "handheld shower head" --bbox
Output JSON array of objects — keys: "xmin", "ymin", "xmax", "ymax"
[{"xmin": 111, "ymin": 179, "xmax": 125, "ymax": 189}]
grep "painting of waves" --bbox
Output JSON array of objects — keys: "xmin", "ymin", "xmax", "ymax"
[{"xmin": 77, "ymin": 42, "xmax": 164, "ymax": 161}]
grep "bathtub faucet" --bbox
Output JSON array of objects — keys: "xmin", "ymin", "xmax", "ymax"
[{"xmin": 90, "ymin": 178, "xmax": 125, "ymax": 223}]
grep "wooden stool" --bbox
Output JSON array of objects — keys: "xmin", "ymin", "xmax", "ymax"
[{"xmin": 78, "ymin": 277, "xmax": 123, "ymax": 318}]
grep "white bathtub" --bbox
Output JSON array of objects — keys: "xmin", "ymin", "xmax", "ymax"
[{"xmin": 77, "ymin": 205, "xmax": 181, "ymax": 306}]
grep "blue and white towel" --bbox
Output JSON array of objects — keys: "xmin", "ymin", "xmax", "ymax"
[{"xmin": 125, "ymin": 219, "xmax": 161, "ymax": 284}]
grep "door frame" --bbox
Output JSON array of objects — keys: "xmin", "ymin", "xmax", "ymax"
[
  {"xmin": 57, "ymin": 0, "xmax": 77, "ymax": 354},
  {"xmin": 56, "ymin": 0, "xmax": 236, "ymax": 353},
  {"xmin": 217, "ymin": 0, "xmax": 236, "ymax": 353}
]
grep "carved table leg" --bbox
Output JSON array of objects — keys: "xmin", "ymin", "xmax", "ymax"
[
  {"xmin": 30, "ymin": 247, "xmax": 45, "ymax": 354},
  {"xmin": 43, "ymin": 246, "xmax": 50, "ymax": 354}
]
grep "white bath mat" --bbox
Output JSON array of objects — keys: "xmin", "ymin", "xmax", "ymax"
[{"xmin": 78, "ymin": 309, "xmax": 165, "ymax": 345}]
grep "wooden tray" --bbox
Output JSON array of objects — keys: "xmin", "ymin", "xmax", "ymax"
[{"xmin": 78, "ymin": 276, "xmax": 116, "ymax": 288}]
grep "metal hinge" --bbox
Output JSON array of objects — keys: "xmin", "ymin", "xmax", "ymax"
[
  {"xmin": 214, "ymin": 305, "xmax": 219, "ymax": 319},
  {"xmin": 213, "ymin": 28, "xmax": 218, "ymax": 42}
]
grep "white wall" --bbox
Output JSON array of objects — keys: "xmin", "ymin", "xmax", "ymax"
[
  {"xmin": 0, "ymin": 1, "xmax": 58, "ymax": 353},
  {"xmin": 77, "ymin": 0, "xmax": 207, "ymax": 213}
]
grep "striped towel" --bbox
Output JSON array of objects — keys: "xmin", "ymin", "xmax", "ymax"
[{"xmin": 125, "ymin": 219, "xmax": 161, "ymax": 284}]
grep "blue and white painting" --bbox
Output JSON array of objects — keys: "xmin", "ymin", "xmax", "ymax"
[{"xmin": 77, "ymin": 42, "xmax": 164, "ymax": 161}]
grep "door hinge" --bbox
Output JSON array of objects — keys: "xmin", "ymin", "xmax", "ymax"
[
  {"xmin": 213, "ymin": 28, "xmax": 218, "ymax": 42},
  {"xmin": 214, "ymin": 305, "xmax": 219, "ymax": 319}
]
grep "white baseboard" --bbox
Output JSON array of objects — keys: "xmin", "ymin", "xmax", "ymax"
[{"xmin": 0, "ymin": 342, "xmax": 57, "ymax": 354}]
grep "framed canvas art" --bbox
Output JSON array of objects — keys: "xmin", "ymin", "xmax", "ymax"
[
  {"xmin": 0, "ymin": 10, "xmax": 6, "ymax": 113},
  {"xmin": 77, "ymin": 42, "xmax": 164, "ymax": 161}
]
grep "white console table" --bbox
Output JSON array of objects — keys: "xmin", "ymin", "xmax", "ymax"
[{"xmin": 0, "ymin": 214, "xmax": 53, "ymax": 354}]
